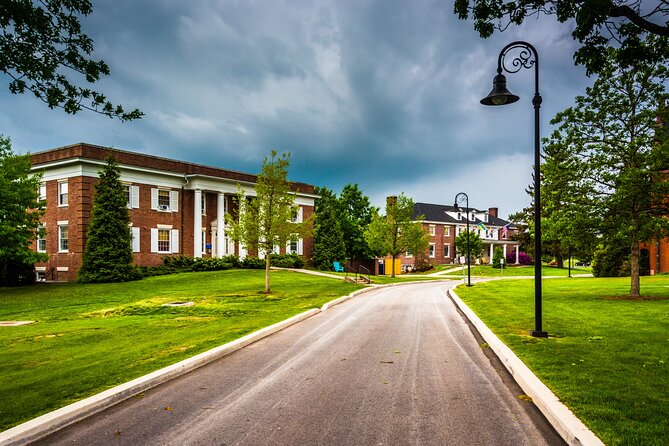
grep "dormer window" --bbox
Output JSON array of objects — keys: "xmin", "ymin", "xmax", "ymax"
[{"xmin": 457, "ymin": 212, "xmax": 461, "ymax": 220}]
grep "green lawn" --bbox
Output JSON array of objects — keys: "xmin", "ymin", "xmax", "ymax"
[
  {"xmin": 455, "ymin": 276, "xmax": 669, "ymax": 445},
  {"xmin": 449, "ymin": 264, "xmax": 592, "ymax": 277},
  {"xmin": 0, "ymin": 269, "xmax": 363, "ymax": 431}
]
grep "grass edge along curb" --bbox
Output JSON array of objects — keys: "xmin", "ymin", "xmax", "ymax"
[
  {"xmin": 446, "ymin": 286, "xmax": 604, "ymax": 446},
  {"xmin": 0, "ymin": 286, "xmax": 376, "ymax": 446}
]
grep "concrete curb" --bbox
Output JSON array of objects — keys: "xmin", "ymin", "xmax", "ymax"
[
  {"xmin": 447, "ymin": 287, "xmax": 604, "ymax": 446},
  {"xmin": 0, "ymin": 286, "xmax": 375, "ymax": 446}
]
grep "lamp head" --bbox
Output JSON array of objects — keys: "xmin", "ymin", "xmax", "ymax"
[{"xmin": 480, "ymin": 73, "xmax": 519, "ymax": 106}]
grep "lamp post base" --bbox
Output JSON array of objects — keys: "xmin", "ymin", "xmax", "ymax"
[{"xmin": 529, "ymin": 330, "xmax": 548, "ymax": 338}]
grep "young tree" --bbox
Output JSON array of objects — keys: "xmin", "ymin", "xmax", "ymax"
[
  {"xmin": 0, "ymin": 136, "xmax": 47, "ymax": 285},
  {"xmin": 78, "ymin": 156, "xmax": 140, "ymax": 282},
  {"xmin": 546, "ymin": 38, "xmax": 669, "ymax": 297},
  {"xmin": 226, "ymin": 151, "xmax": 311, "ymax": 293},
  {"xmin": 1, "ymin": 0, "xmax": 142, "ymax": 120},
  {"xmin": 312, "ymin": 186, "xmax": 346, "ymax": 270},
  {"xmin": 455, "ymin": 0, "xmax": 669, "ymax": 74},
  {"xmin": 364, "ymin": 194, "xmax": 429, "ymax": 278},
  {"xmin": 337, "ymin": 184, "xmax": 376, "ymax": 261},
  {"xmin": 454, "ymin": 230, "xmax": 483, "ymax": 262}
]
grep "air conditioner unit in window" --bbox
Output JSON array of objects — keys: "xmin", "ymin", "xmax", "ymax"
[{"xmin": 159, "ymin": 205, "xmax": 169, "ymax": 211}]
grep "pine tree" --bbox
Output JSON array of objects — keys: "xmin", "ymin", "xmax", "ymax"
[
  {"xmin": 78, "ymin": 156, "xmax": 140, "ymax": 282},
  {"xmin": 312, "ymin": 186, "xmax": 346, "ymax": 270}
]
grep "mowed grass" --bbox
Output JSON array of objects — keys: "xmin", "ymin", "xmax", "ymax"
[
  {"xmin": 455, "ymin": 276, "xmax": 669, "ymax": 445},
  {"xmin": 452, "ymin": 264, "xmax": 592, "ymax": 277},
  {"xmin": 0, "ymin": 269, "xmax": 363, "ymax": 431}
]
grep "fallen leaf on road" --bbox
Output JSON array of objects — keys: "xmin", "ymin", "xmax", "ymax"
[
  {"xmin": 165, "ymin": 406, "xmax": 173, "ymax": 411},
  {"xmin": 518, "ymin": 394, "xmax": 533, "ymax": 402},
  {"xmin": 115, "ymin": 431, "xmax": 122, "ymax": 436},
  {"xmin": 380, "ymin": 361, "xmax": 394, "ymax": 364}
]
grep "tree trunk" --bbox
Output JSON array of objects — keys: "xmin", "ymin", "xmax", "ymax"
[
  {"xmin": 556, "ymin": 250, "xmax": 564, "ymax": 269},
  {"xmin": 630, "ymin": 241, "xmax": 640, "ymax": 298},
  {"xmin": 265, "ymin": 250, "xmax": 271, "ymax": 294}
]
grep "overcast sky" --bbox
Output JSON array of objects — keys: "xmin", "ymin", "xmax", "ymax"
[{"xmin": 5, "ymin": 0, "xmax": 593, "ymax": 219}]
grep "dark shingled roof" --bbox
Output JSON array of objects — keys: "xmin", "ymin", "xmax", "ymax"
[{"xmin": 413, "ymin": 202, "xmax": 515, "ymax": 228}]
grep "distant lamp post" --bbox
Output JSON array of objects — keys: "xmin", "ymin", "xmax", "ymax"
[
  {"xmin": 454, "ymin": 192, "xmax": 472, "ymax": 287},
  {"xmin": 481, "ymin": 41, "xmax": 548, "ymax": 338}
]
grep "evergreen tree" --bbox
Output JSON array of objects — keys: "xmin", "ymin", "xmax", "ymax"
[
  {"xmin": 78, "ymin": 156, "xmax": 140, "ymax": 282},
  {"xmin": 0, "ymin": 136, "xmax": 47, "ymax": 285},
  {"xmin": 454, "ymin": 230, "xmax": 483, "ymax": 262},
  {"xmin": 312, "ymin": 186, "xmax": 346, "ymax": 270}
]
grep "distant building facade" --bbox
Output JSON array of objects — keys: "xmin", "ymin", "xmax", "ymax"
[
  {"xmin": 400, "ymin": 202, "xmax": 521, "ymax": 267},
  {"xmin": 30, "ymin": 143, "xmax": 317, "ymax": 281}
]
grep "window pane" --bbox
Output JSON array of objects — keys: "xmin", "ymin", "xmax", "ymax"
[
  {"xmin": 158, "ymin": 190, "xmax": 170, "ymax": 208},
  {"xmin": 59, "ymin": 225, "xmax": 68, "ymax": 251},
  {"xmin": 124, "ymin": 185, "xmax": 131, "ymax": 207},
  {"xmin": 158, "ymin": 229, "xmax": 170, "ymax": 252}
]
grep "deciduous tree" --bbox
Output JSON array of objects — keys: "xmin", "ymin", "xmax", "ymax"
[
  {"xmin": 226, "ymin": 151, "xmax": 311, "ymax": 293},
  {"xmin": 1, "ymin": 0, "xmax": 142, "ymax": 120},
  {"xmin": 337, "ymin": 184, "xmax": 376, "ymax": 261},
  {"xmin": 312, "ymin": 186, "xmax": 346, "ymax": 270},
  {"xmin": 364, "ymin": 194, "xmax": 429, "ymax": 278},
  {"xmin": 0, "ymin": 136, "xmax": 46, "ymax": 285}
]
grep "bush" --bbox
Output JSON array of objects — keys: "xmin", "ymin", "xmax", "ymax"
[
  {"xmin": 492, "ymin": 247, "xmax": 504, "ymax": 268},
  {"xmin": 78, "ymin": 265, "xmax": 143, "ymax": 283},
  {"xmin": 270, "ymin": 254, "xmax": 305, "ymax": 268},
  {"xmin": 190, "ymin": 258, "xmax": 234, "ymax": 272},
  {"xmin": 506, "ymin": 251, "xmax": 533, "ymax": 265},
  {"xmin": 241, "ymin": 256, "xmax": 265, "ymax": 269},
  {"xmin": 592, "ymin": 243, "xmax": 630, "ymax": 277},
  {"xmin": 413, "ymin": 257, "xmax": 433, "ymax": 272}
]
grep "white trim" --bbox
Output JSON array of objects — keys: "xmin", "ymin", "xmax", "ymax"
[
  {"xmin": 170, "ymin": 190, "xmax": 179, "ymax": 212},
  {"xmin": 35, "ymin": 266, "xmax": 46, "ymax": 271},
  {"xmin": 157, "ymin": 224, "xmax": 173, "ymax": 229},
  {"xmin": 428, "ymin": 243, "xmax": 436, "ymax": 258},
  {"xmin": 131, "ymin": 227, "xmax": 140, "ymax": 253},
  {"xmin": 131, "ymin": 185, "xmax": 140, "ymax": 208},
  {"xmin": 56, "ymin": 267, "xmax": 68, "ymax": 272},
  {"xmin": 58, "ymin": 223, "xmax": 69, "ymax": 253},
  {"xmin": 57, "ymin": 180, "xmax": 68, "ymax": 207},
  {"xmin": 151, "ymin": 188, "xmax": 159, "ymax": 210},
  {"xmin": 170, "ymin": 229, "xmax": 179, "ymax": 253}
]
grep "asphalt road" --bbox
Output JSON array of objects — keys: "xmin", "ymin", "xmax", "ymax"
[{"xmin": 35, "ymin": 281, "xmax": 565, "ymax": 446}]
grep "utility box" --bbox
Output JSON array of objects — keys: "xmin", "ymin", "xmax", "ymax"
[{"xmin": 384, "ymin": 258, "xmax": 401, "ymax": 276}]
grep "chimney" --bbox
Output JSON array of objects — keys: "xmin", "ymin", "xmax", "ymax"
[{"xmin": 488, "ymin": 207, "xmax": 498, "ymax": 218}]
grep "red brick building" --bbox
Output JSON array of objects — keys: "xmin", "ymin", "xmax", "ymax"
[
  {"xmin": 30, "ymin": 143, "xmax": 317, "ymax": 281},
  {"xmin": 399, "ymin": 202, "xmax": 521, "ymax": 268}
]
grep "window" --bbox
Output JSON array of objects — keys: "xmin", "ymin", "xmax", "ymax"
[
  {"xmin": 429, "ymin": 243, "xmax": 435, "ymax": 258},
  {"xmin": 457, "ymin": 212, "xmax": 461, "ymax": 220},
  {"xmin": 131, "ymin": 227, "xmax": 140, "ymax": 252},
  {"xmin": 444, "ymin": 226, "xmax": 450, "ymax": 236},
  {"xmin": 201, "ymin": 192, "xmax": 206, "ymax": 215},
  {"xmin": 444, "ymin": 244, "xmax": 450, "ymax": 258},
  {"xmin": 37, "ymin": 226, "xmax": 46, "ymax": 252},
  {"xmin": 286, "ymin": 237, "xmax": 303, "ymax": 255},
  {"xmin": 58, "ymin": 224, "xmax": 68, "ymax": 252},
  {"xmin": 405, "ymin": 250, "xmax": 413, "ymax": 258},
  {"xmin": 151, "ymin": 188, "xmax": 178, "ymax": 212},
  {"xmin": 151, "ymin": 227, "xmax": 178, "ymax": 253},
  {"xmin": 291, "ymin": 207, "xmax": 303, "ymax": 223},
  {"xmin": 429, "ymin": 225, "xmax": 436, "ymax": 236},
  {"xmin": 38, "ymin": 183, "xmax": 46, "ymax": 202},
  {"xmin": 202, "ymin": 229, "xmax": 207, "ymax": 252},
  {"xmin": 58, "ymin": 181, "xmax": 68, "ymax": 206}
]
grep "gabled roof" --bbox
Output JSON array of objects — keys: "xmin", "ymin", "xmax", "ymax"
[{"xmin": 413, "ymin": 202, "xmax": 515, "ymax": 228}]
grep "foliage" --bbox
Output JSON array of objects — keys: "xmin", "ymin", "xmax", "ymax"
[
  {"xmin": 0, "ymin": 136, "xmax": 47, "ymax": 285},
  {"xmin": 0, "ymin": 0, "xmax": 142, "ymax": 120},
  {"xmin": 312, "ymin": 186, "xmax": 346, "ymax": 270},
  {"xmin": 0, "ymin": 269, "xmax": 363, "ymax": 430},
  {"xmin": 337, "ymin": 184, "xmax": 376, "ymax": 260},
  {"xmin": 545, "ymin": 38, "xmax": 669, "ymax": 297},
  {"xmin": 363, "ymin": 194, "xmax": 429, "ymax": 278},
  {"xmin": 241, "ymin": 256, "xmax": 265, "ymax": 269},
  {"xmin": 270, "ymin": 253, "xmax": 305, "ymax": 269},
  {"xmin": 454, "ymin": 0, "xmax": 669, "ymax": 74},
  {"xmin": 506, "ymin": 251, "xmax": 533, "ymax": 265},
  {"xmin": 591, "ymin": 240, "xmax": 631, "ymax": 277},
  {"xmin": 78, "ymin": 157, "xmax": 141, "ymax": 283},
  {"xmin": 454, "ymin": 230, "xmax": 484, "ymax": 260},
  {"xmin": 492, "ymin": 246, "xmax": 504, "ymax": 268},
  {"xmin": 225, "ymin": 150, "xmax": 312, "ymax": 293}
]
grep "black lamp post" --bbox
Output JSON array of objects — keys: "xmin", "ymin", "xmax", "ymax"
[
  {"xmin": 481, "ymin": 41, "xmax": 548, "ymax": 338},
  {"xmin": 454, "ymin": 192, "xmax": 472, "ymax": 287}
]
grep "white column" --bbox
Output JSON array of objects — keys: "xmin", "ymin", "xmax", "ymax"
[
  {"xmin": 489, "ymin": 243, "xmax": 494, "ymax": 262},
  {"xmin": 515, "ymin": 245, "xmax": 520, "ymax": 264},
  {"xmin": 217, "ymin": 193, "xmax": 225, "ymax": 258},
  {"xmin": 194, "ymin": 189, "xmax": 202, "ymax": 258},
  {"xmin": 503, "ymin": 244, "xmax": 507, "ymax": 259}
]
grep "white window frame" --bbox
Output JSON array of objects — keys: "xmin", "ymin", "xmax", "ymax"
[
  {"xmin": 124, "ymin": 184, "xmax": 140, "ymax": 209},
  {"xmin": 428, "ymin": 243, "xmax": 436, "ymax": 258},
  {"xmin": 443, "ymin": 244, "xmax": 450, "ymax": 258},
  {"xmin": 157, "ymin": 229, "xmax": 171, "ymax": 253},
  {"xmin": 38, "ymin": 183, "xmax": 47, "ymax": 202},
  {"xmin": 286, "ymin": 237, "xmax": 303, "ymax": 255},
  {"xmin": 131, "ymin": 227, "xmax": 140, "ymax": 252},
  {"xmin": 201, "ymin": 192, "xmax": 207, "ymax": 216},
  {"xmin": 151, "ymin": 188, "xmax": 178, "ymax": 212},
  {"xmin": 151, "ymin": 226, "xmax": 179, "ymax": 253},
  {"xmin": 58, "ymin": 222, "xmax": 69, "ymax": 252},
  {"xmin": 58, "ymin": 181, "xmax": 68, "ymax": 207},
  {"xmin": 444, "ymin": 226, "xmax": 450, "ymax": 236},
  {"xmin": 37, "ymin": 225, "xmax": 46, "ymax": 252},
  {"xmin": 428, "ymin": 225, "xmax": 436, "ymax": 236},
  {"xmin": 202, "ymin": 228, "xmax": 207, "ymax": 252}
]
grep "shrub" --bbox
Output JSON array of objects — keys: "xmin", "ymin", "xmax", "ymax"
[
  {"xmin": 241, "ymin": 256, "xmax": 265, "ymax": 269},
  {"xmin": 0, "ymin": 261, "xmax": 36, "ymax": 286},
  {"xmin": 413, "ymin": 257, "xmax": 433, "ymax": 272},
  {"xmin": 492, "ymin": 247, "xmax": 504, "ymax": 268},
  {"xmin": 592, "ymin": 243, "xmax": 630, "ymax": 277},
  {"xmin": 270, "ymin": 253, "xmax": 305, "ymax": 268},
  {"xmin": 506, "ymin": 251, "xmax": 533, "ymax": 265}
]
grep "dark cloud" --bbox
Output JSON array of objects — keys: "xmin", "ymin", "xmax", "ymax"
[{"xmin": 5, "ymin": 0, "xmax": 592, "ymax": 216}]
